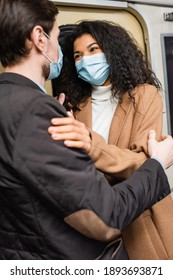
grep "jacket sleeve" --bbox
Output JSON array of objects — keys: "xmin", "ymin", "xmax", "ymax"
[
  {"xmin": 14, "ymin": 95, "xmax": 170, "ymax": 242},
  {"xmin": 88, "ymin": 85, "xmax": 163, "ymax": 179}
]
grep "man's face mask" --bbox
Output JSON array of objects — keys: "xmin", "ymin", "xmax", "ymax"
[
  {"xmin": 75, "ymin": 53, "xmax": 110, "ymax": 86},
  {"xmin": 42, "ymin": 32, "xmax": 63, "ymax": 80}
]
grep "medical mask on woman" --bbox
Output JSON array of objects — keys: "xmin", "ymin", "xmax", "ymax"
[
  {"xmin": 42, "ymin": 32, "xmax": 63, "ymax": 80},
  {"xmin": 75, "ymin": 53, "xmax": 110, "ymax": 86}
]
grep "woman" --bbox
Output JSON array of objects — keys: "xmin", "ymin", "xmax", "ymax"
[
  {"xmin": 50, "ymin": 20, "xmax": 173, "ymax": 259},
  {"xmin": 52, "ymin": 21, "xmax": 163, "ymax": 180}
]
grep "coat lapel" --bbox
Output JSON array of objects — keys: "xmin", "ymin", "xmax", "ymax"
[
  {"xmin": 108, "ymin": 104, "xmax": 125, "ymax": 144},
  {"xmin": 75, "ymin": 97, "xmax": 92, "ymax": 128},
  {"xmin": 74, "ymin": 94, "xmax": 132, "ymax": 145},
  {"xmin": 108, "ymin": 94, "xmax": 132, "ymax": 144}
]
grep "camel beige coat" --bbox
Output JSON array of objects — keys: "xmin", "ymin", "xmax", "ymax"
[{"xmin": 75, "ymin": 84, "xmax": 173, "ymax": 259}]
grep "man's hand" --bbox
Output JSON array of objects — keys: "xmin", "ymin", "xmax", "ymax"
[
  {"xmin": 48, "ymin": 113, "xmax": 92, "ymax": 154},
  {"xmin": 148, "ymin": 130, "xmax": 173, "ymax": 169}
]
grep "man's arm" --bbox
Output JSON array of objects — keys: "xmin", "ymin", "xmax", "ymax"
[{"xmin": 14, "ymin": 96, "xmax": 171, "ymax": 242}]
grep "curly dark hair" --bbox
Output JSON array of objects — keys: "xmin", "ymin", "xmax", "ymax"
[{"xmin": 52, "ymin": 20, "xmax": 162, "ymax": 111}]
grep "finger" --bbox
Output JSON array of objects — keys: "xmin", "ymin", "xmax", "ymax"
[
  {"xmin": 51, "ymin": 117, "xmax": 86, "ymax": 131},
  {"xmin": 164, "ymin": 134, "xmax": 173, "ymax": 140},
  {"xmin": 48, "ymin": 124, "xmax": 87, "ymax": 135},
  {"xmin": 67, "ymin": 111, "xmax": 74, "ymax": 118},
  {"xmin": 148, "ymin": 130, "xmax": 156, "ymax": 140},
  {"xmin": 64, "ymin": 140, "xmax": 91, "ymax": 153},
  {"xmin": 51, "ymin": 117, "xmax": 74, "ymax": 125},
  {"xmin": 51, "ymin": 132, "xmax": 91, "ymax": 147},
  {"xmin": 51, "ymin": 132, "xmax": 85, "ymax": 141},
  {"xmin": 64, "ymin": 140, "xmax": 85, "ymax": 148},
  {"xmin": 58, "ymin": 93, "xmax": 65, "ymax": 105}
]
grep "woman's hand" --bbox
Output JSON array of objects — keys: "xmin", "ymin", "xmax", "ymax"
[
  {"xmin": 48, "ymin": 112, "xmax": 92, "ymax": 154},
  {"xmin": 55, "ymin": 92, "xmax": 73, "ymax": 112},
  {"xmin": 56, "ymin": 92, "xmax": 66, "ymax": 105}
]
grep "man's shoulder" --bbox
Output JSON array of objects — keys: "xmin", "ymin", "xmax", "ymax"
[
  {"xmin": 13, "ymin": 87, "xmax": 66, "ymax": 120},
  {"xmin": 0, "ymin": 72, "xmax": 44, "ymax": 103},
  {"xmin": 0, "ymin": 72, "xmax": 67, "ymax": 120}
]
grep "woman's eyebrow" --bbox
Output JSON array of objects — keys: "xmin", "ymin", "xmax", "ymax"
[
  {"xmin": 74, "ymin": 42, "xmax": 99, "ymax": 54},
  {"xmin": 74, "ymin": 50, "xmax": 81, "ymax": 55},
  {"xmin": 86, "ymin": 42, "xmax": 98, "ymax": 49}
]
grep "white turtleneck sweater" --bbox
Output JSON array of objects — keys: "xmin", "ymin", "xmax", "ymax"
[{"xmin": 91, "ymin": 84, "xmax": 118, "ymax": 143}]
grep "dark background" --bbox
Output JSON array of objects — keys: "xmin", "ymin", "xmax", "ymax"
[{"xmin": 164, "ymin": 36, "xmax": 173, "ymax": 135}]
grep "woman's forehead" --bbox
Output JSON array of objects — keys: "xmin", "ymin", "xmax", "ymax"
[{"xmin": 74, "ymin": 34, "xmax": 98, "ymax": 50}]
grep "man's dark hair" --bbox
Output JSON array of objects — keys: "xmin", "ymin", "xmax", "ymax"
[{"xmin": 0, "ymin": 0, "xmax": 58, "ymax": 67}]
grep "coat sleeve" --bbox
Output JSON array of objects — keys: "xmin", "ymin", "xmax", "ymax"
[
  {"xmin": 13, "ymin": 95, "xmax": 170, "ymax": 242},
  {"xmin": 128, "ymin": 85, "xmax": 163, "ymax": 154},
  {"xmin": 88, "ymin": 85, "xmax": 163, "ymax": 179}
]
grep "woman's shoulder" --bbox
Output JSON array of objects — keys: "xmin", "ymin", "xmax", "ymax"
[
  {"xmin": 134, "ymin": 83, "xmax": 159, "ymax": 96},
  {"xmin": 132, "ymin": 83, "xmax": 161, "ymax": 103},
  {"xmin": 135, "ymin": 85, "xmax": 162, "ymax": 115},
  {"xmin": 121, "ymin": 84, "xmax": 162, "ymax": 113},
  {"xmin": 122, "ymin": 84, "xmax": 160, "ymax": 104}
]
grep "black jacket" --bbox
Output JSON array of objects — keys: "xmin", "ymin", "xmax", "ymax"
[{"xmin": 0, "ymin": 73, "xmax": 170, "ymax": 260}]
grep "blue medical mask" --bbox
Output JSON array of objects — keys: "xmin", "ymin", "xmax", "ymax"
[
  {"xmin": 43, "ymin": 32, "xmax": 63, "ymax": 80},
  {"xmin": 75, "ymin": 53, "xmax": 110, "ymax": 86},
  {"xmin": 47, "ymin": 46, "xmax": 63, "ymax": 80}
]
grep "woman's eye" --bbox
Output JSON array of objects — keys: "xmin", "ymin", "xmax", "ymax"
[
  {"xmin": 90, "ymin": 46, "xmax": 100, "ymax": 53},
  {"xmin": 74, "ymin": 54, "xmax": 82, "ymax": 61}
]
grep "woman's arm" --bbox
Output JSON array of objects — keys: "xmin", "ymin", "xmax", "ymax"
[{"xmin": 49, "ymin": 85, "xmax": 163, "ymax": 179}]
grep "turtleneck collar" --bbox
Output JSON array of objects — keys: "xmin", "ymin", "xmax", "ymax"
[{"xmin": 92, "ymin": 84, "xmax": 112, "ymax": 100}]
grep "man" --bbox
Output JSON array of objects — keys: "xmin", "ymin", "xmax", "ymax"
[{"xmin": 0, "ymin": 0, "xmax": 173, "ymax": 260}]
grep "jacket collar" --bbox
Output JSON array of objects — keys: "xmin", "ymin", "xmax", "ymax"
[{"xmin": 0, "ymin": 72, "xmax": 45, "ymax": 94}]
